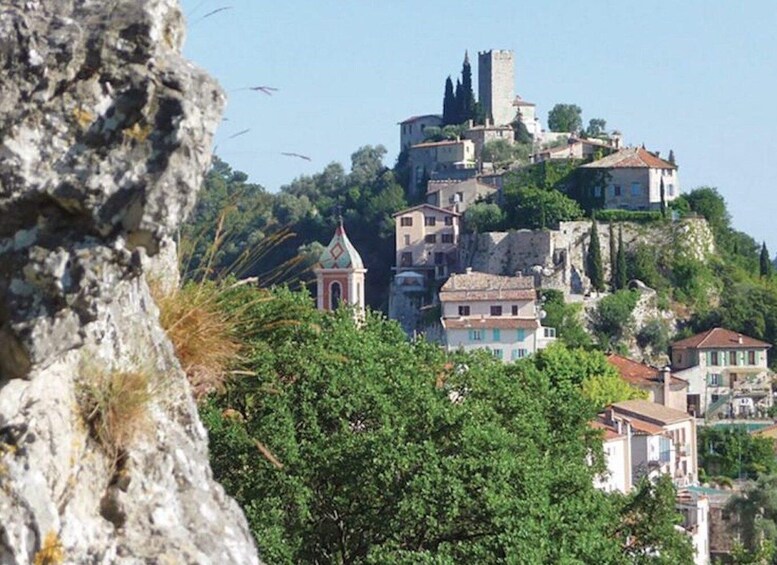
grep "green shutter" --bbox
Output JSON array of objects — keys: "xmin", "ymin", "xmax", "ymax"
[{"xmin": 493, "ymin": 328, "xmax": 501, "ymax": 341}]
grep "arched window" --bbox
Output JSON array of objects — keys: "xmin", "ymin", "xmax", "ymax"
[{"xmin": 330, "ymin": 281, "xmax": 342, "ymax": 310}]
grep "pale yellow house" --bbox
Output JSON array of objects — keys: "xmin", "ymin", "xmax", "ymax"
[
  {"xmin": 407, "ymin": 139, "xmax": 476, "ymax": 197},
  {"xmin": 393, "ymin": 204, "xmax": 461, "ymax": 280}
]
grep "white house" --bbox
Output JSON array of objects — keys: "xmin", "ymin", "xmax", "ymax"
[{"xmin": 439, "ymin": 270, "xmax": 555, "ymax": 361}]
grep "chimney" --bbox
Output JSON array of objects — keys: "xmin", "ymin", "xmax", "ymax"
[
  {"xmin": 738, "ymin": 334, "xmax": 743, "ymax": 344},
  {"xmin": 661, "ymin": 366, "xmax": 672, "ymax": 406},
  {"xmin": 465, "ymin": 267, "xmax": 472, "ymax": 275}
]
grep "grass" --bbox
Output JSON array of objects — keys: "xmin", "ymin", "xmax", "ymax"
[{"xmin": 78, "ymin": 368, "xmax": 152, "ymax": 460}]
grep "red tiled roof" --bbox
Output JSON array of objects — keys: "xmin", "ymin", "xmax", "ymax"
[
  {"xmin": 671, "ymin": 327, "xmax": 771, "ymax": 350},
  {"xmin": 607, "ymin": 354, "xmax": 661, "ymax": 386},
  {"xmin": 628, "ymin": 419, "xmax": 666, "ymax": 436},
  {"xmin": 590, "ymin": 420, "xmax": 624, "ymax": 441},
  {"xmin": 580, "ymin": 147, "xmax": 677, "ymax": 170},
  {"xmin": 440, "ymin": 272, "xmax": 536, "ymax": 302},
  {"xmin": 442, "ymin": 318, "xmax": 540, "ymax": 330},
  {"xmin": 392, "ymin": 203, "xmax": 462, "ymax": 218}
]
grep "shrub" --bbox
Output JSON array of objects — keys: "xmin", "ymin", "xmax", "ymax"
[
  {"xmin": 593, "ymin": 290, "xmax": 639, "ymax": 348},
  {"xmin": 155, "ymin": 281, "xmax": 243, "ymax": 399},
  {"xmin": 77, "ymin": 369, "xmax": 151, "ymax": 459},
  {"xmin": 636, "ymin": 318, "xmax": 670, "ymax": 354}
]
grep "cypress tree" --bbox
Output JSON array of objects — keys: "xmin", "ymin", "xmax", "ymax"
[
  {"xmin": 760, "ymin": 242, "xmax": 772, "ymax": 278},
  {"xmin": 442, "ymin": 76, "xmax": 456, "ymax": 125},
  {"xmin": 616, "ymin": 227, "xmax": 628, "ymax": 290},
  {"xmin": 454, "ymin": 79, "xmax": 464, "ymax": 124},
  {"xmin": 586, "ymin": 219, "xmax": 605, "ymax": 292},
  {"xmin": 609, "ymin": 221, "xmax": 617, "ymax": 290},
  {"xmin": 460, "ymin": 51, "xmax": 475, "ymax": 123},
  {"xmin": 660, "ymin": 177, "xmax": 667, "ymax": 218}
]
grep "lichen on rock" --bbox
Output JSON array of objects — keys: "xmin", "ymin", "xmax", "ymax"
[{"xmin": 0, "ymin": 1, "xmax": 259, "ymax": 563}]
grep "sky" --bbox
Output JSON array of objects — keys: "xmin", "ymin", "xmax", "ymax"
[{"xmin": 180, "ymin": 0, "xmax": 777, "ymax": 251}]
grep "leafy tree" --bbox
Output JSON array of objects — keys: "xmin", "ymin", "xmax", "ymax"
[
  {"xmin": 585, "ymin": 118, "xmax": 607, "ymax": 137},
  {"xmin": 581, "ymin": 373, "xmax": 647, "ymax": 410},
  {"xmin": 728, "ymin": 474, "xmax": 777, "ymax": 559},
  {"xmin": 511, "ymin": 109, "xmax": 532, "ymax": 143},
  {"xmin": 442, "ymin": 76, "xmax": 456, "ymax": 125},
  {"xmin": 615, "ymin": 476, "xmax": 695, "ymax": 564},
  {"xmin": 540, "ymin": 289, "xmax": 592, "ymax": 348},
  {"xmin": 616, "ymin": 227, "xmax": 628, "ymax": 290},
  {"xmin": 547, "ymin": 103, "xmax": 583, "ymax": 133},
  {"xmin": 627, "ymin": 243, "xmax": 668, "ymax": 290},
  {"xmin": 587, "ymin": 220, "xmax": 605, "ymax": 292},
  {"xmin": 636, "ymin": 318, "xmax": 670, "ymax": 356},
  {"xmin": 203, "ymin": 290, "xmax": 627, "ymax": 564},
  {"xmin": 463, "ymin": 202, "xmax": 504, "ymax": 233},
  {"xmin": 481, "ymin": 139, "xmax": 531, "ymax": 169},
  {"xmin": 503, "ymin": 186, "xmax": 583, "ymax": 230},
  {"xmin": 593, "ymin": 290, "xmax": 639, "ymax": 349},
  {"xmin": 699, "ymin": 426, "xmax": 777, "ymax": 479},
  {"xmin": 761, "ymin": 242, "xmax": 772, "ymax": 278}
]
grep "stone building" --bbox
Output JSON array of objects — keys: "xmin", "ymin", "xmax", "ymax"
[
  {"xmin": 462, "ymin": 122, "xmax": 514, "ymax": 160},
  {"xmin": 393, "ymin": 204, "xmax": 461, "ymax": 280},
  {"xmin": 606, "ymin": 354, "xmax": 688, "ymax": 412},
  {"xmin": 314, "ymin": 221, "xmax": 367, "ymax": 315},
  {"xmin": 398, "ymin": 114, "xmax": 443, "ymax": 151},
  {"xmin": 580, "ymin": 147, "xmax": 679, "ymax": 211},
  {"xmin": 407, "ymin": 139, "xmax": 476, "ymax": 198},
  {"xmin": 425, "ymin": 178, "xmax": 497, "ymax": 213},
  {"xmin": 478, "ymin": 49, "xmax": 515, "ymax": 126}
]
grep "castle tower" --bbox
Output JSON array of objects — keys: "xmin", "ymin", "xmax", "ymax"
[
  {"xmin": 314, "ymin": 220, "xmax": 367, "ymax": 314},
  {"xmin": 478, "ymin": 50, "xmax": 515, "ymax": 126}
]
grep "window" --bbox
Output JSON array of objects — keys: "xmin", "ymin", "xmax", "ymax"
[
  {"xmin": 441, "ymin": 233, "xmax": 454, "ymax": 243},
  {"xmin": 330, "ymin": 281, "xmax": 342, "ymax": 310},
  {"xmin": 493, "ymin": 348, "xmax": 503, "ymax": 360},
  {"xmin": 470, "ymin": 329, "xmax": 483, "ymax": 341},
  {"xmin": 434, "ymin": 252, "xmax": 444, "ymax": 265},
  {"xmin": 400, "ymin": 252, "xmax": 412, "ymax": 267},
  {"xmin": 400, "ymin": 217, "xmax": 413, "ymax": 227},
  {"xmin": 493, "ymin": 328, "xmax": 501, "ymax": 341},
  {"xmin": 490, "ymin": 305, "xmax": 503, "ymax": 316},
  {"xmin": 594, "ymin": 185, "xmax": 602, "ymax": 198},
  {"xmin": 631, "ymin": 182, "xmax": 641, "ymax": 196},
  {"xmin": 516, "ymin": 329, "xmax": 526, "ymax": 341},
  {"xmin": 729, "ymin": 351, "xmax": 737, "ymax": 365},
  {"xmin": 511, "ymin": 349, "xmax": 527, "ymax": 360},
  {"xmin": 544, "ymin": 327, "xmax": 556, "ymax": 338},
  {"xmin": 710, "ymin": 351, "xmax": 719, "ymax": 366},
  {"xmin": 749, "ymin": 350, "xmax": 757, "ymax": 365},
  {"xmin": 424, "ymin": 216, "xmax": 436, "ymax": 226},
  {"xmin": 456, "ymin": 192, "xmax": 464, "ymax": 203},
  {"xmin": 425, "ymin": 234, "xmax": 437, "ymax": 244},
  {"xmin": 667, "ymin": 184, "xmax": 675, "ymax": 196},
  {"xmin": 444, "ymin": 216, "xmax": 454, "ymax": 226},
  {"xmin": 709, "ymin": 373, "xmax": 721, "ymax": 386},
  {"xmin": 458, "ymin": 305, "xmax": 470, "ymax": 316},
  {"xmin": 511, "ymin": 305, "xmax": 519, "ymax": 315},
  {"xmin": 403, "ymin": 234, "xmax": 410, "ymax": 246},
  {"xmin": 614, "ymin": 185, "xmax": 622, "ymax": 197}
]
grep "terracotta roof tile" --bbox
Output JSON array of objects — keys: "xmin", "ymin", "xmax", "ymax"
[
  {"xmin": 440, "ymin": 272, "xmax": 536, "ymax": 302},
  {"xmin": 671, "ymin": 327, "xmax": 771, "ymax": 350},
  {"xmin": 611, "ymin": 399, "xmax": 692, "ymax": 426},
  {"xmin": 590, "ymin": 420, "xmax": 624, "ymax": 441},
  {"xmin": 607, "ymin": 354, "xmax": 661, "ymax": 385},
  {"xmin": 580, "ymin": 147, "xmax": 677, "ymax": 170}
]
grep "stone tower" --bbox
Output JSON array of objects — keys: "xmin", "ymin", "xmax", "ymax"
[
  {"xmin": 314, "ymin": 220, "xmax": 367, "ymax": 314},
  {"xmin": 478, "ymin": 49, "xmax": 515, "ymax": 126}
]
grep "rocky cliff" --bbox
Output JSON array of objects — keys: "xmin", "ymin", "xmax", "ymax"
[{"xmin": 0, "ymin": 1, "xmax": 259, "ymax": 563}]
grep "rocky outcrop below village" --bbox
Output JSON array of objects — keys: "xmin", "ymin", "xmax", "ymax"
[{"xmin": 0, "ymin": 1, "xmax": 259, "ymax": 563}]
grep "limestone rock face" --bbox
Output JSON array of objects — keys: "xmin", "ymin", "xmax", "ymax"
[{"xmin": 0, "ymin": 1, "xmax": 260, "ymax": 563}]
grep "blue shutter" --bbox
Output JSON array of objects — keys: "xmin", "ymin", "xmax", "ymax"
[{"xmin": 493, "ymin": 328, "xmax": 501, "ymax": 341}]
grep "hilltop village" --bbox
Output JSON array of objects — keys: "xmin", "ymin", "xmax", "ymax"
[{"xmin": 304, "ymin": 50, "xmax": 775, "ymax": 564}]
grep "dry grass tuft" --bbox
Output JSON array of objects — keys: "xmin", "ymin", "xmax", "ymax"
[
  {"xmin": 154, "ymin": 282, "xmax": 242, "ymax": 399},
  {"xmin": 78, "ymin": 369, "xmax": 152, "ymax": 459},
  {"xmin": 33, "ymin": 531, "xmax": 64, "ymax": 565}
]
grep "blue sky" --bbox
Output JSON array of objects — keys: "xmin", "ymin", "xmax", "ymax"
[{"xmin": 181, "ymin": 0, "xmax": 777, "ymax": 251}]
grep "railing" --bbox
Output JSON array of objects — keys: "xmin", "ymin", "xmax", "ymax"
[{"xmin": 706, "ymin": 393, "xmax": 732, "ymax": 418}]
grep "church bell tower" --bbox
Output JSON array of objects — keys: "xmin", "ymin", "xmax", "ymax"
[{"xmin": 314, "ymin": 219, "xmax": 367, "ymax": 315}]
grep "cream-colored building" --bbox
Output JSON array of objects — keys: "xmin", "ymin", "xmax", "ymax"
[
  {"xmin": 531, "ymin": 136, "xmax": 617, "ymax": 164},
  {"xmin": 393, "ymin": 204, "xmax": 461, "ymax": 280},
  {"xmin": 439, "ymin": 270, "xmax": 555, "ymax": 361},
  {"xmin": 607, "ymin": 399, "xmax": 698, "ymax": 487},
  {"xmin": 591, "ymin": 419, "xmax": 632, "ymax": 494},
  {"xmin": 580, "ymin": 147, "xmax": 679, "ymax": 211},
  {"xmin": 408, "ymin": 139, "xmax": 476, "ymax": 198},
  {"xmin": 399, "ymin": 114, "xmax": 442, "ymax": 151},
  {"xmin": 512, "ymin": 95, "xmax": 540, "ymax": 137},
  {"xmin": 671, "ymin": 327, "xmax": 772, "ymax": 418},
  {"xmin": 425, "ymin": 178, "xmax": 497, "ymax": 212}
]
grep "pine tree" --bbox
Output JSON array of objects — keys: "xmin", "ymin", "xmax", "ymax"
[
  {"xmin": 586, "ymin": 219, "xmax": 605, "ymax": 292},
  {"xmin": 760, "ymin": 242, "xmax": 772, "ymax": 278},
  {"xmin": 442, "ymin": 76, "xmax": 456, "ymax": 125},
  {"xmin": 617, "ymin": 227, "xmax": 628, "ymax": 290},
  {"xmin": 454, "ymin": 78, "xmax": 464, "ymax": 124},
  {"xmin": 460, "ymin": 51, "xmax": 475, "ymax": 123},
  {"xmin": 609, "ymin": 222, "xmax": 617, "ymax": 290},
  {"xmin": 668, "ymin": 149, "xmax": 676, "ymax": 165}
]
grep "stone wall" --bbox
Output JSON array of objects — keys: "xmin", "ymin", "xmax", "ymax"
[{"xmin": 0, "ymin": 1, "xmax": 259, "ymax": 563}]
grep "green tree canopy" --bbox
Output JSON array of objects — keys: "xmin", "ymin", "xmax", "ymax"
[
  {"xmin": 463, "ymin": 202, "xmax": 504, "ymax": 233},
  {"xmin": 442, "ymin": 76, "xmax": 456, "ymax": 125},
  {"xmin": 585, "ymin": 118, "xmax": 607, "ymax": 138},
  {"xmin": 593, "ymin": 290, "xmax": 639, "ymax": 349},
  {"xmin": 548, "ymin": 103, "xmax": 583, "ymax": 132},
  {"xmin": 503, "ymin": 186, "xmax": 583, "ymax": 230}
]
